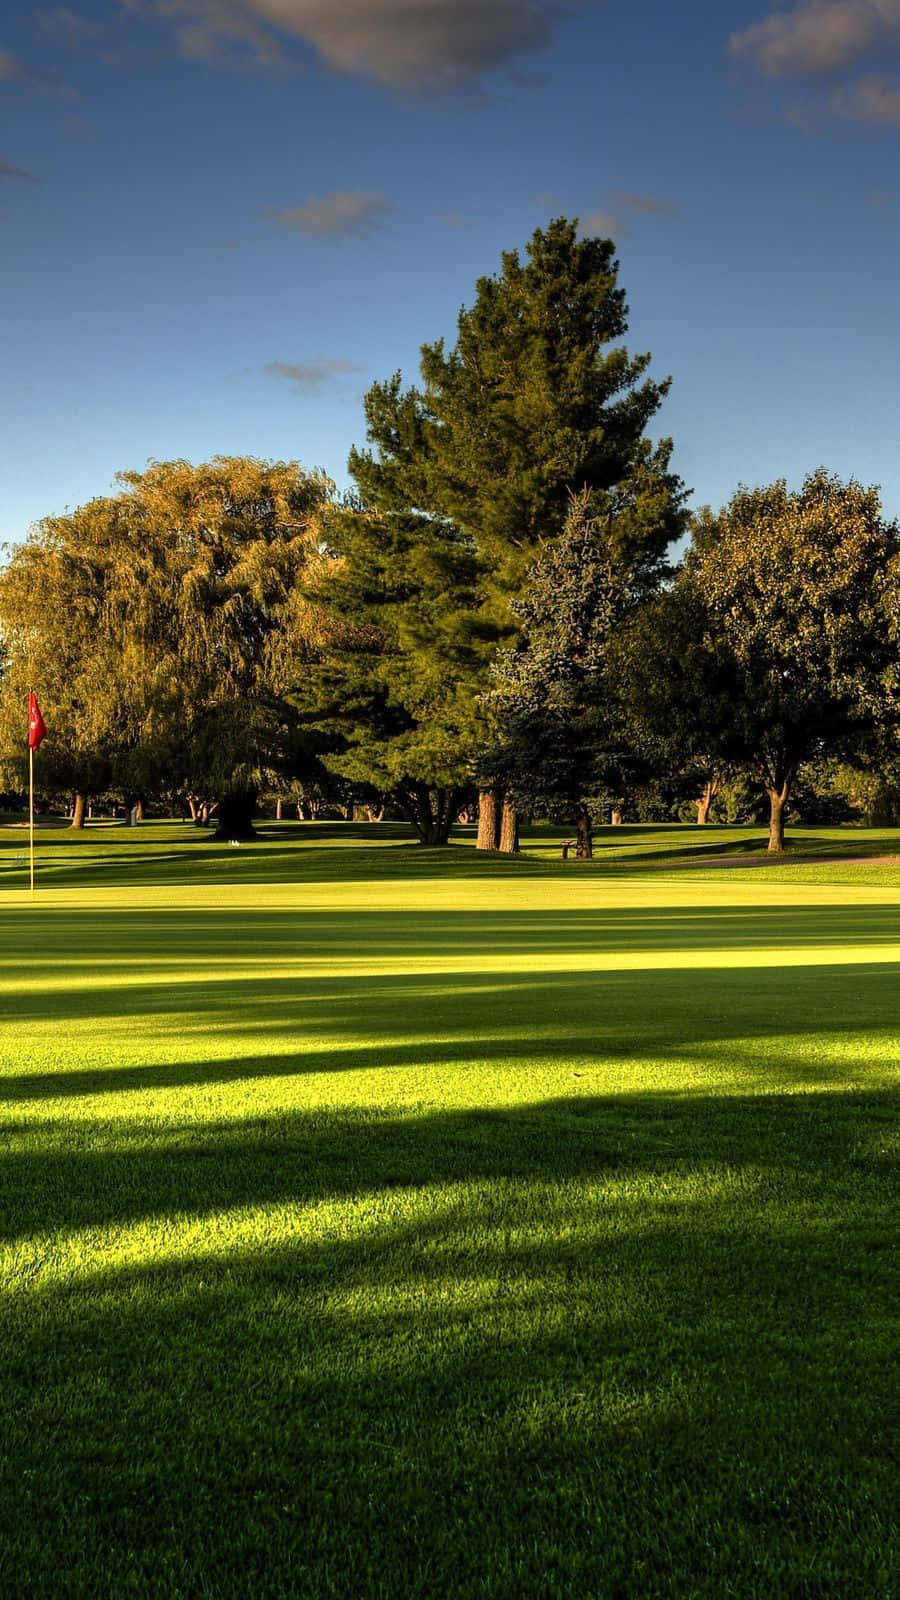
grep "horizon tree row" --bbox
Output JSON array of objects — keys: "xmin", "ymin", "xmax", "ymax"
[{"xmin": 1, "ymin": 220, "xmax": 898, "ymax": 850}]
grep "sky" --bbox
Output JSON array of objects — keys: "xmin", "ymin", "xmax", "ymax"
[{"xmin": 2, "ymin": 0, "xmax": 899, "ymax": 549}]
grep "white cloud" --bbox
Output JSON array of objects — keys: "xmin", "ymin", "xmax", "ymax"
[
  {"xmin": 730, "ymin": 1, "xmax": 900, "ymax": 77},
  {"xmin": 730, "ymin": 3, "xmax": 900, "ymax": 126},
  {"xmin": 832, "ymin": 71, "xmax": 900, "ymax": 119},
  {"xmin": 265, "ymin": 190, "xmax": 390, "ymax": 237},
  {"xmin": 118, "ymin": 0, "xmax": 589, "ymax": 89},
  {"xmin": 264, "ymin": 358, "xmax": 365, "ymax": 392}
]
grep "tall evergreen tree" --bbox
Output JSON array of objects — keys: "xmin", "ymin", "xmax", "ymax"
[
  {"xmin": 348, "ymin": 218, "xmax": 685, "ymax": 845},
  {"xmin": 295, "ymin": 503, "xmax": 487, "ymax": 845}
]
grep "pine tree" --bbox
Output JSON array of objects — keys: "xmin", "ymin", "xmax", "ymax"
[{"xmin": 348, "ymin": 218, "xmax": 685, "ymax": 845}]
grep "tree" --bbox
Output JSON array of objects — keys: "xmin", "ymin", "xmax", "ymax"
[
  {"xmin": 492, "ymin": 481, "xmax": 671, "ymax": 855},
  {"xmin": 347, "ymin": 218, "xmax": 685, "ymax": 847},
  {"xmin": 0, "ymin": 458, "xmax": 333, "ymax": 837},
  {"xmin": 0, "ymin": 497, "xmax": 134, "ymax": 823},
  {"xmin": 628, "ymin": 472, "xmax": 900, "ymax": 852},
  {"xmin": 295, "ymin": 502, "xmax": 487, "ymax": 845}
]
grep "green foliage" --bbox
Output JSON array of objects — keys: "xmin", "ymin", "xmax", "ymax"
[
  {"xmin": 0, "ymin": 458, "xmax": 332, "ymax": 825},
  {"xmin": 296, "ymin": 504, "xmax": 488, "ymax": 842},
  {"xmin": 350, "ymin": 218, "xmax": 684, "ymax": 617},
  {"xmin": 491, "ymin": 478, "xmax": 676, "ymax": 822},
  {"xmin": 623, "ymin": 471, "xmax": 900, "ymax": 846},
  {"xmin": 687, "ymin": 471, "xmax": 899, "ymax": 782}
]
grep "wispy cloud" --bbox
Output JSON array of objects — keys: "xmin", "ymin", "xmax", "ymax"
[
  {"xmin": 730, "ymin": 1, "xmax": 900, "ymax": 78},
  {"xmin": 609, "ymin": 190, "xmax": 679, "ymax": 218},
  {"xmin": 579, "ymin": 209, "xmax": 622, "ymax": 237},
  {"xmin": 580, "ymin": 191, "xmax": 678, "ymax": 237},
  {"xmin": 115, "ymin": 0, "xmax": 590, "ymax": 90},
  {"xmin": 37, "ymin": 8, "xmax": 105, "ymax": 47},
  {"xmin": 264, "ymin": 358, "xmax": 366, "ymax": 393},
  {"xmin": 0, "ymin": 47, "xmax": 75, "ymax": 95},
  {"xmin": 730, "ymin": 2, "xmax": 900, "ymax": 126},
  {"xmin": 0, "ymin": 158, "xmax": 37, "ymax": 181},
  {"xmin": 265, "ymin": 190, "xmax": 390, "ymax": 237},
  {"xmin": 832, "ymin": 71, "xmax": 900, "ymax": 120}
]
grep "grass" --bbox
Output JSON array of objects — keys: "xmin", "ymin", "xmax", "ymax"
[{"xmin": 1, "ymin": 821, "xmax": 898, "ymax": 1597}]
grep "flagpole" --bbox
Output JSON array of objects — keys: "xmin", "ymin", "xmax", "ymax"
[{"xmin": 29, "ymin": 741, "xmax": 35, "ymax": 896}]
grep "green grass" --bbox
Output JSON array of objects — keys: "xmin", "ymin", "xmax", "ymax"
[{"xmin": 1, "ymin": 822, "xmax": 898, "ymax": 1597}]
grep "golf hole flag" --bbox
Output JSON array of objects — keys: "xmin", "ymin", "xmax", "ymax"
[{"xmin": 28, "ymin": 692, "xmax": 47, "ymax": 750}]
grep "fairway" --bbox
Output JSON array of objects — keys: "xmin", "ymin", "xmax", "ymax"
[{"xmin": 1, "ymin": 824, "xmax": 898, "ymax": 1598}]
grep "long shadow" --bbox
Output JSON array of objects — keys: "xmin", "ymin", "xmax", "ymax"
[
  {"xmin": 1, "ymin": 1092, "xmax": 895, "ymax": 1596},
  {"xmin": 5, "ymin": 901, "xmax": 900, "ymax": 968},
  {"xmin": 2, "ymin": 1088, "xmax": 896, "ymax": 1241}
]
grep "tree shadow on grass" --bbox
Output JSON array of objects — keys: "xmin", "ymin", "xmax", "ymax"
[
  {"xmin": 1, "ymin": 1091, "xmax": 896, "ymax": 1598},
  {"xmin": 2, "ymin": 1087, "xmax": 896, "ymax": 1240}
]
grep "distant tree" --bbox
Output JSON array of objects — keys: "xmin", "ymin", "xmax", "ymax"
[
  {"xmin": 0, "ymin": 497, "xmax": 131, "ymax": 823},
  {"xmin": 492, "ymin": 481, "xmax": 670, "ymax": 856},
  {"xmin": 0, "ymin": 458, "xmax": 333, "ymax": 838},
  {"xmin": 626, "ymin": 473, "xmax": 900, "ymax": 851},
  {"xmin": 348, "ymin": 218, "xmax": 686, "ymax": 848}
]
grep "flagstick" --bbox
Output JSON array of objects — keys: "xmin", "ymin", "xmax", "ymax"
[{"xmin": 29, "ymin": 742, "xmax": 35, "ymax": 896}]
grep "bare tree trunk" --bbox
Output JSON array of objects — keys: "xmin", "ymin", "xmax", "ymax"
[
  {"xmin": 767, "ymin": 786, "xmax": 788, "ymax": 853},
  {"xmin": 135, "ymin": 798, "xmax": 144, "ymax": 822},
  {"xmin": 366, "ymin": 806, "xmax": 384, "ymax": 822},
  {"xmin": 476, "ymin": 787, "xmax": 502, "ymax": 851},
  {"xmin": 610, "ymin": 807, "xmax": 623, "ymax": 827},
  {"xmin": 576, "ymin": 810, "xmax": 593, "ymax": 858},
  {"xmin": 498, "ymin": 792, "xmax": 519, "ymax": 854},
  {"xmin": 696, "ymin": 781, "xmax": 715, "ymax": 826},
  {"xmin": 275, "ymin": 798, "xmax": 283, "ymax": 821},
  {"xmin": 71, "ymin": 791, "xmax": 86, "ymax": 830}
]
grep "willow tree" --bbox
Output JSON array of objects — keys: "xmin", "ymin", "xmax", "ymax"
[
  {"xmin": 0, "ymin": 458, "xmax": 333, "ymax": 836},
  {"xmin": 0, "ymin": 497, "xmax": 133, "ymax": 823},
  {"xmin": 348, "ymin": 218, "xmax": 685, "ymax": 847}
]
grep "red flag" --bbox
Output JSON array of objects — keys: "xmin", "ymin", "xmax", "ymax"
[{"xmin": 28, "ymin": 692, "xmax": 46, "ymax": 751}]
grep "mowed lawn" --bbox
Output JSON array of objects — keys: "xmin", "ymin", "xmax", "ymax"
[{"xmin": 1, "ymin": 822, "xmax": 898, "ymax": 1598}]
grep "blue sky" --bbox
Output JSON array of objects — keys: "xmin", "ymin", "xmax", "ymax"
[{"xmin": 2, "ymin": 0, "xmax": 899, "ymax": 548}]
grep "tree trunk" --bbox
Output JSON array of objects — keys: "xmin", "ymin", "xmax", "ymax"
[
  {"xmin": 402, "ymin": 786, "xmax": 459, "ymax": 846},
  {"xmin": 767, "ymin": 786, "xmax": 789, "ymax": 853},
  {"xmin": 576, "ymin": 810, "xmax": 593, "ymax": 859},
  {"xmin": 71, "ymin": 791, "xmax": 86, "ymax": 830},
  {"xmin": 476, "ymin": 787, "xmax": 502, "ymax": 851},
  {"xmin": 366, "ymin": 806, "xmax": 384, "ymax": 822},
  {"xmin": 498, "ymin": 792, "xmax": 519, "ymax": 855},
  {"xmin": 610, "ymin": 807, "xmax": 623, "ymax": 826},
  {"xmin": 211, "ymin": 789, "xmax": 258, "ymax": 841},
  {"xmin": 696, "ymin": 777, "xmax": 719, "ymax": 825},
  {"xmin": 275, "ymin": 798, "xmax": 283, "ymax": 821}
]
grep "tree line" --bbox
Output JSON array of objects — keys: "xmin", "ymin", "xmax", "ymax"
[{"xmin": 1, "ymin": 219, "xmax": 898, "ymax": 851}]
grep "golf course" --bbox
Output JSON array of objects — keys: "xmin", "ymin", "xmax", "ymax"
[{"xmin": 0, "ymin": 820, "xmax": 897, "ymax": 1597}]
